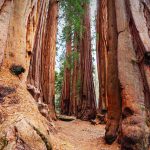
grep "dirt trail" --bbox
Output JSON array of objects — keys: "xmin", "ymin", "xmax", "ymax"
[{"xmin": 55, "ymin": 120, "xmax": 120, "ymax": 150}]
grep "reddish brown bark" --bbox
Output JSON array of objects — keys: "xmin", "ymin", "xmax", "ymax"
[
  {"xmin": 41, "ymin": 0, "xmax": 58, "ymax": 120},
  {"xmin": 0, "ymin": 0, "xmax": 56, "ymax": 149},
  {"xmin": 77, "ymin": 3, "xmax": 96, "ymax": 120},
  {"xmin": 27, "ymin": 0, "xmax": 58, "ymax": 120},
  {"xmin": 104, "ymin": 0, "xmax": 121, "ymax": 144},
  {"xmin": 96, "ymin": 0, "xmax": 108, "ymax": 113},
  {"xmin": 27, "ymin": 0, "xmax": 47, "ymax": 100},
  {"xmin": 97, "ymin": 0, "xmax": 150, "ymax": 148},
  {"xmin": 118, "ymin": 0, "xmax": 149, "ymax": 149},
  {"xmin": 69, "ymin": 36, "xmax": 80, "ymax": 116},
  {"xmin": 61, "ymin": 38, "xmax": 72, "ymax": 115},
  {"xmin": 0, "ymin": 0, "xmax": 13, "ymax": 67}
]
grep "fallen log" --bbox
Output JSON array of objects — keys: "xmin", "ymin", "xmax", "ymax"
[{"xmin": 57, "ymin": 115, "xmax": 76, "ymax": 121}]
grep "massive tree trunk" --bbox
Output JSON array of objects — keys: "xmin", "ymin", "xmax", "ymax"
[
  {"xmin": 27, "ymin": 0, "xmax": 58, "ymax": 120},
  {"xmin": 78, "ymin": 3, "xmax": 96, "ymax": 120},
  {"xmin": 61, "ymin": 37, "xmax": 72, "ymax": 115},
  {"xmin": 0, "ymin": 1, "xmax": 69, "ymax": 149},
  {"xmin": 97, "ymin": 0, "xmax": 150, "ymax": 149},
  {"xmin": 0, "ymin": 0, "xmax": 53, "ymax": 149},
  {"xmin": 117, "ymin": 0, "xmax": 150, "ymax": 149}
]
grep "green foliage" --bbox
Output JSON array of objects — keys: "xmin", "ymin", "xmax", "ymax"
[
  {"xmin": 55, "ymin": 0, "xmax": 91, "ymax": 111},
  {"xmin": 55, "ymin": 50, "xmax": 79, "ymax": 112},
  {"xmin": 60, "ymin": 0, "xmax": 90, "ymax": 40},
  {"xmin": 77, "ymin": 78, "xmax": 81, "ymax": 93},
  {"xmin": 72, "ymin": 50, "xmax": 79, "ymax": 61},
  {"xmin": 0, "ymin": 136, "xmax": 8, "ymax": 149},
  {"xmin": 63, "ymin": 51, "xmax": 79, "ymax": 71},
  {"xmin": 55, "ymin": 67, "xmax": 64, "ymax": 112},
  {"xmin": 55, "ymin": 68, "xmax": 64, "ymax": 95},
  {"xmin": 55, "ymin": 50, "xmax": 79, "ymax": 95}
]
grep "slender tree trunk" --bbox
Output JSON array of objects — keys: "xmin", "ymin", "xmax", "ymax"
[
  {"xmin": 105, "ymin": 0, "xmax": 121, "ymax": 144},
  {"xmin": 41, "ymin": 0, "xmax": 58, "ymax": 120},
  {"xmin": 96, "ymin": 0, "xmax": 108, "ymax": 113},
  {"xmin": 69, "ymin": 35, "xmax": 80, "ymax": 116},
  {"xmin": 78, "ymin": 3, "xmax": 96, "ymax": 120},
  {"xmin": 61, "ymin": 38, "xmax": 72, "ymax": 115}
]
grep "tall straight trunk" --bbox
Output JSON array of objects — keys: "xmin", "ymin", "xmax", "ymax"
[
  {"xmin": 69, "ymin": 35, "xmax": 80, "ymax": 116},
  {"xmin": 0, "ymin": 0, "xmax": 13, "ymax": 67},
  {"xmin": 78, "ymin": 3, "xmax": 96, "ymax": 120},
  {"xmin": 27, "ymin": 0, "xmax": 48, "ymax": 100},
  {"xmin": 61, "ymin": 38, "xmax": 72, "ymax": 115},
  {"xmin": 105, "ymin": 0, "xmax": 121, "ymax": 144},
  {"xmin": 41, "ymin": 0, "xmax": 58, "ymax": 120},
  {"xmin": 28, "ymin": 0, "xmax": 58, "ymax": 120},
  {"xmin": 96, "ymin": 0, "xmax": 108, "ymax": 113}
]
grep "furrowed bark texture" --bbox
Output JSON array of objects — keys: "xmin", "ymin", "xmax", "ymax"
[
  {"xmin": 61, "ymin": 38, "xmax": 71, "ymax": 115},
  {"xmin": 27, "ymin": 0, "xmax": 47, "ymax": 101},
  {"xmin": 97, "ymin": 0, "xmax": 150, "ymax": 149},
  {"xmin": 0, "ymin": 0, "xmax": 13, "ymax": 67},
  {"xmin": 0, "ymin": 1, "xmax": 72, "ymax": 149},
  {"xmin": 27, "ymin": 0, "xmax": 58, "ymax": 120},
  {"xmin": 41, "ymin": 0, "xmax": 58, "ymax": 120},
  {"xmin": 96, "ymin": 0, "xmax": 108, "ymax": 113},
  {"xmin": 69, "ymin": 36, "xmax": 80, "ymax": 116},
  {"xmin": 0, "ymin": 0, "xmax": 54, "ymax": 149},
  {"xmin": 78, "ymin": 3, "xmax": 96, "ymax": 120},
  {"xmin": 118, "ymin": 0, "xmax": 150, "ymax": 149},
  {"xmin": 105, "ymin": 0, "xmax": 121, "ymax": 144}
]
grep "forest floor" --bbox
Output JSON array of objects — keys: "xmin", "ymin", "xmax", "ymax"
[{"xmin": 55, "ymin": 120, "xmax": 120, "ymax": 150}]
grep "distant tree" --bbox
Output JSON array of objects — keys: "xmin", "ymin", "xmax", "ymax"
[
  {"xmin": 59, "ymin": 0, "xmax": 96, "ymax": 120},
  {"xmin": 61, "ymin": 30, "xmax": 72, "ymax": 115}
]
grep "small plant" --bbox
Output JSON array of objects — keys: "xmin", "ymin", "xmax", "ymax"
[
  {"xmin": 10, "ymin": 64, "xmax": 25, "ymax": 76},
  {"xmin": 0, "ymin": 136, "xmax": 8, "ymax": 149}
]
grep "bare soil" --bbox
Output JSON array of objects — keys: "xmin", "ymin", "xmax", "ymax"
[{"xmin": 55, "ymin": 120, "xmax": 120, "ymax": 150}]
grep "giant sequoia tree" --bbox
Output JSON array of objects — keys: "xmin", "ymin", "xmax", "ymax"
[
  {"xmin": 1, "ymin": 0, "xmax": 150, "ymax": 149},
  {"xmin": 27, "ymin": 0, "xmax": 58, "ymax": 120},
  {"xmin": 96, "ymin": 0, "xmax": 108, "ymax": 113},
  {"xmin": 77, "ymin": 2, "xmax": 96, "ymax": 120},
  {"xmin": 97, "ymin": 0, "xmax": 150, "ymax": 149},
  {"xmin": 60, "ymin": 0, "xmax": 96, "ymax": 120},
  {"xmin": 0, "ymin": 0, "xmax": 60, "ymax": 149}
]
